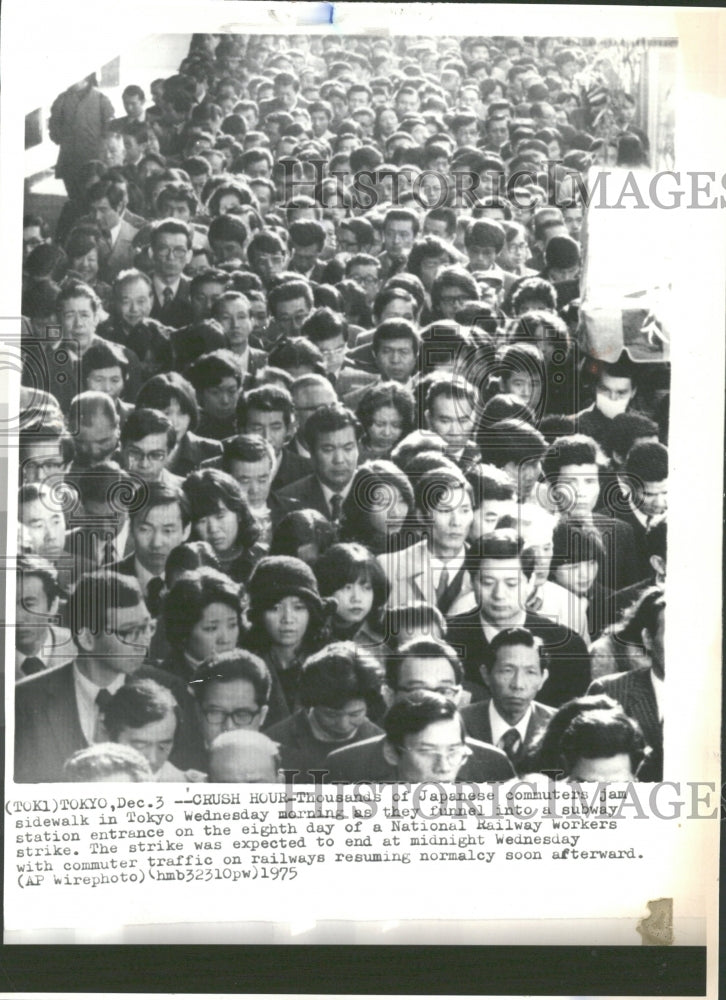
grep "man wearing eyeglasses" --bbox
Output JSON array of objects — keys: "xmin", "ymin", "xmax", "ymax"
[
  {"xmin": 15, "ymin": 570, "xmax": 205, "ymax": 782},
  {"xmin": 149, "ymin": 219, "xmax": 193, "ymax": 329},
  {"xmin": 326, "ymin": 648, "xmax": 514, "ymax": 783},
  {"xmin": 189, "ymin": 649, "xmax": 272, "ymax": 750},
  {"xmin": 15, "ymin": 572, "xmax": 153, "ymax": 782},
  {"xmin": 120, "ymin": 408, "xmax": 183, "ymax": 489},
  {"xmin": 19, "ymin": 426, "xmax": 74, "ymax": 486}
]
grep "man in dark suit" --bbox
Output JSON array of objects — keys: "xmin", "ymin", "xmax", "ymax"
[
  {"xmin": 104, "ymin": 482, "xmax": 191, "ymax": 603},
  {"xmin": 613, "ymin": 441, "xmax": 668, "ymax": 583},
  {"xmin": 236, "ymin": 383, "xmax": 313, "ymax": 491},
  {"xmin": 277, "ymin": 403, "xmax": 359, "ymax": 524},
  {"xmin": 461, "ymin": 627, "xmax": 555, "ymax": 774},
  {"xmin": 325, "ymin": 691, "xmax": 514, "ymax": 783},
  {"xmin": 15, "ymin": 571, "xmax": 204, "ymax": 782},
  {"xmin": 211, "ymin": 291, "xmax": 268, "ymax": 388},
  {"xmin": 148, "ymin": 219, "xmax": 193, "ymax": 328},
  {"xmin": 446, "ymin": 531, "xmax": 591, "ymax": 708},
  {"xmin": 588, "ymin": 587, "xmax": 664, "ymax": 780},
  {"xmin": 286, "ymin": 373, "xmax": 338, "ymax": 468}
]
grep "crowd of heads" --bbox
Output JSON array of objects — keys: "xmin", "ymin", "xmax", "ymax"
[{"xmin": 16, "ymin": 32, "xmax": 669, "ymax": 785}]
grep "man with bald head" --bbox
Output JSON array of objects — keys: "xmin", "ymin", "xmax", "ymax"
[
  {"xmin": 208, "ymin": 730, "xmax": 282, "ymax": 782},
  {"xmin": 289, "ymin": 373, "xmax": 337, "ymax": 460}
]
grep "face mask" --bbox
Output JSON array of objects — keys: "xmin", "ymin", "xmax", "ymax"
[{"xmin": 595, "ymin": 392, "xmax": 630, "ymax": 420}]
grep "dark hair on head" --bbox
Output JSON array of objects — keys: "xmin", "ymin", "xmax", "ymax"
[
  {"xmin": 413, "ymin": 464, "xmax": 471, "ymax": 517},
  {"xmin": 301, "ymin": 306, "xmax": 345, "ymax": 346},
  {"xmin": 430, "ymin": 266, "xmax": 479, "ymax": 313},
  {"xmin": 120, "ymin": 407, "xmax": 176, "ymax": 452},
  {"xmin": 520, "ymin": 693, "xmax": 619, "ymax": 777},
  {"xmin": 539, "ymin": 413, "xmax": 577, "ymax": 444},
  {"xmin": 103, "ymin": 677, "xmax": 179, "ymax": 740},
  {"xmin": 468, "ymin": 528, "xmax": 533, "ymax": 579},
  {"xmin": 268, "ymin": 337, "xmax": 325, "ymax": 376},
  {"xmin": 298, "ymin": 640, "xmax": 386, "ymax": 716},
  {"xmin": 135, "ymin": 372, "xmax": 200, "ymax": 432},
  {"xmin": 220, "ymin": 433, "xmax": 275, "ymax": 470},
  {"xmin": 390, "ymin": 429, "xmax": 447, "ymax": 472},
  {"xmin": 162, "ymin": 566, "xmax": 243, "ymax": 651},
  {"xmin": 164, "ymin": 540, "xmax": 221, "ymax": 586},
  {"xmin": 479, "ymin": 418, "xmax": 547, "ymax": 468},
  {"xmin": 406, "ymin": 236, "xmax": 455, "ymax": 280},
  {"xmin": 607, "ymin": 411, "xmax": 659, "ymax": 460},
  {"xmin": 507, "ymin": 309, "xmax": 571, "ymax": 357},
  {"xmin": 130, "ymin": 481, "xmax": 191, "ymax": 528},
  {"xmin": 315, "ymin": 542, "xmax": 389, "ymax": 617},
  {"xmin": 384, "ymin": 690, "xmax": 461, "ymax": 748},
  {"xmin": 391, "ymin": 636, "xmax": 462, "ymax": 688},
  {"xmin": 183, "ymin": 468, "xmax": 261, "ymax": 549},
  {"xmin": 270, "ymin": 508, "xmax": 336, "ymax": 560},
  {"xmin": 126, "ymin": 320, "xmax": 174, "ymax": 374},
  {"xmin": 542, "ymin": 433, "xmax": 603, "ymax": 484},
  {"xmin": 356, "ymin": 381, "xmax": 415, "ymax": 438},
  {"xmin": 339, "ymin": 460, "xmax": 414, "ymax": 550},
  {"xmin": 236, "ymin": 383, "xmax": 295, "ymax": 428},
  {"xmin": 80, "ymin": 340, "xmax": 129, "ymax": 384},
  {"xmin": 382, "ymin": 602, "xmax": 447, "ymax": 650},
  {"xmin": 289, "ymin": 219, "xmax": 327, "ymax": 249},
  {"xmin": 623, "ymin": 441, "xmax": 668, "ymax": 483},
  {"xmin": 484, "ymin": 625, "xmax": 547, "ymax": 672},
  {"xmin": 372, "ymin": 287, "xmax": 418, "ymax": 324},
  {"xmin": 303, "ymin": 402, "xmax": 360, "ymax": 451},
  {"xmin": 190, "ymin": 647, "xmax": 272, "ymax": 707},
  {"xmin": 65, "ymin": 459, "xmax": 137, "ymax": 513},
  {"xmin": 151, "ymin": 218, "xmax": 193, "ymax": 249},
  {"xmin": 550, "ymin": 519, "xmax": 604, "ymax": 572},
  {"xmin": 186, "ymin": 349, "xmax": 242, "ymax": 392},
  {"xmin": 480, "ymin": 393, "xmax": 537, "ymax": 430},
  {"xmin": 371, "ymin": 318, "xmax": 420, "ymax": 356},
  {"xmin": 466, "ymin": 463, "xmax": 517, "ymax": 506},
  {"xmin": 57, "ymin": 278, "xmax": 100, "ymax": 313},
  {"xmin": 64, "ymin": 571, "xmax": 144, "ymax": 638},
  {"xmin": 511, "ymin": 277, "xmax": 557, "ymax": 314},
  {"xmin": 63, "ymin": 743, "xmax": 151, "ymax": 782},
  {"xmin": 560, "ymin": 706, "xmax": 646, "ymax": 775},
  {"xmin": 251, "ymin": 365, "xmax": 294, "ymax": 392},
  {"xmin": 17, "ymin": 554, "xmax": 63, "ymax": 606}
]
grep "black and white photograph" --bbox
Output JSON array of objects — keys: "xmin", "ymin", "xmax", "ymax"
[{"xmin": 1, "ymin": 2, "xmax": 720, "ymax": 987}]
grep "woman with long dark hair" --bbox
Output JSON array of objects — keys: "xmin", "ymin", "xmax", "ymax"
[{"xmin": 183, "ymin": 468, "xmax": 264, "ymax": 584}]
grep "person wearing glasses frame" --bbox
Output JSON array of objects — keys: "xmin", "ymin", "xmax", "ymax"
[
  {"xmin": 15, "ymin": 571, "xmax": 204, "ymax": 783},
  {"xmin": 326, "ymin": 687, "xmax": 514, "ymax": 784},
  {"xmin": 189, "ymin": 648, "xmax": 273, "ymax": 753},
  {"xmin": 149, "ymin": 219, "xmax": 193, "ymax": 328}
]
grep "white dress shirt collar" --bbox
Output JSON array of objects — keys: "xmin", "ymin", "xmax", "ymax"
[
  {"xmin": 489, "ymin": 699, "xmax": 532, "ymax": 747},
  {"xmin": 73, "ymin": 663, "xmax": 126, "ymax": 744}
]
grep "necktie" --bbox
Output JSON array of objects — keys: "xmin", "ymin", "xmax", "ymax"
[
  {"xmin": 162, "ymin": 286, "xmax": 173, "ymax": 307},
  {"xmin": 146, "ymin": 577, "xmax": 164, "ymax": 616},
  {"xmin": 499, "ymin": 727, "xmax": 521, "ymax": 762},
  {"xmin": 435, "ymin": 567, "xmax": 450, "ymax": 608},
  {"xmin": 329, "ymin": 493, "xmax": 343, "ymax": 522},
  {"xmin": 94, "ymin": 688, "xmax": 113, "ymax": 743},
  {"xmin": 21, "ymin": 655, "xmax": 46, "ymax": 676}
]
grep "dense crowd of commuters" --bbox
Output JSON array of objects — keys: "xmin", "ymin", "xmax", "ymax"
[{"xmin": 16, "ymin": 32, "xmax": 668, "ymax": 784}]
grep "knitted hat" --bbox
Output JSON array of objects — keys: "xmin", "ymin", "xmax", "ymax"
[
  {"xmin": 545, "ymin": 235, "xmax": 580, "ymax": 270},
  {"xmin": 247, "ymin": 555, "xmax": 329, "ymax": 616}
]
